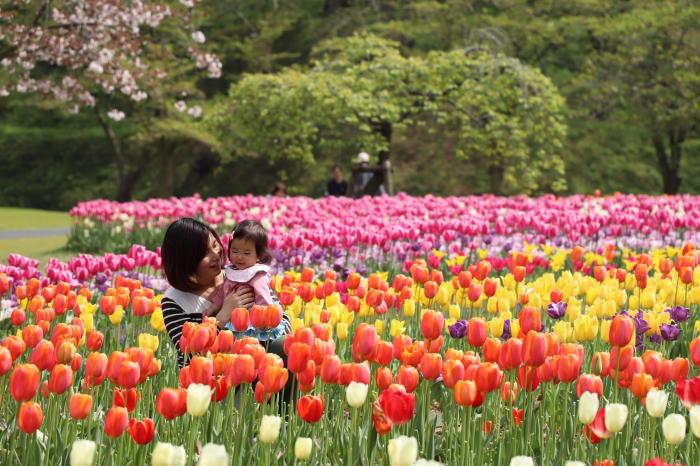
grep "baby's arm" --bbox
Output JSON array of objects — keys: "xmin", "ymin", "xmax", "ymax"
[{"xmin": 250, "ymin": 273, "xmax": 275, "ymax": 306}]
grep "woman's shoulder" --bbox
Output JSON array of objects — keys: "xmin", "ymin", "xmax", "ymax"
[{"xmin": 162, "ymin": 287, "xmax": 212, "ymax": 315}]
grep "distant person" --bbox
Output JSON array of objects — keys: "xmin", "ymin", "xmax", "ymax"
[
  {"xmin": 270, "ymin": 181, "xmax": 287, "ymax": 197},
  {"xmin": 325, "ymin": 165, "xmax": 348, "ymax": 196},
  {"xmin": 351, "ymin": 152, "xmax": 385, "ymax": 197}
]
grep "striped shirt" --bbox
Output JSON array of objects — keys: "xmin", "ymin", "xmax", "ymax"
[{"xmin": 161, "ymin": 292, "xmax": 291, "ymax": 368}]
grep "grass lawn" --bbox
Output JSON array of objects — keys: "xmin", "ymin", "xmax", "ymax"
[
  {"xmin": 0, "ymin": 207, "xmax": 70, "ymax": 230},
  {"xmin": 0, "ymin": 236, "xmax": 72, "ymax": 265}
]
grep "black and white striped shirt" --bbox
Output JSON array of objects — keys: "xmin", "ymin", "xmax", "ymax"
[{"xmin": 161, "ymin": 291, "xmax": 291, "ymax": 367}]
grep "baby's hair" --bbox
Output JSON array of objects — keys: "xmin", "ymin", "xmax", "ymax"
[{"xmin": 228, "ymin": 220, "xmax": 272, "ymax": 265}]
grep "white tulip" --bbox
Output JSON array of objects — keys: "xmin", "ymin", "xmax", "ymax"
[
  {"xmin": 509, "ymin": 456, "xmax": 535, "ymax": 466},
  {"xmin": 578, "ymin": 392, "xmax": 599, "ymax": 425},
  {"xmin": 151, "ymin": 442, "xmax": 187, "ymax": 466},
  {"xmin": 646, "ymin": 389, "xmax": 668, "ymax": 418},
  {"xmin": 387, "ymin": 436, "xmax": 418, "ymax": 466},
  {"xmin": 259, "ymin": 415, "xmax": 282, "ymax": 444},
  {"xmin": 690, "ymin": 405, "xmax": 700, "ymax": 438},
  {"xmin": 604, "ymin": 403, "xmax": 628, "ymax": 433},
  {"xmin": 70, "ymin": 439, "xmax": 96, "ymax": 466},
  {"xmin": 662, "ymin": 413, "xmax": 686, "ymax": 445},
  {"xmin": 346, "ymin": 382, "xmax": 368, "ymax": 408},
  {"xmin": 564, "ymin": 462, "xmax": 587, "ymax": 466},
  {"xmin": 187, "ymin": 383, "xmax": 212, "ymax": 417},
  {"xmin": 294, "ymin": 437, "xmax": 313, "ymax": 460},
  {"xmin": 197, "ymin": 443, "xmax": 228, "ymax": 466},
  {"xmin": 413, "ymin": 460, "xmax": 445, "ymax": 466}
]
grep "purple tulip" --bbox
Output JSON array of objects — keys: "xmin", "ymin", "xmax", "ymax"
[
  {"xmin": 660, "ymin": 323, "xmax": 681, "ymax": 341},
  {"xmin": 546, "ymin": 301, "xmax": 567, "ymax": 319},
  {"xmin": 448, "ymin": 320, "xmax": 468, "ymax": 339},
  {"xmin": 649, "ymin": 333, "xmax": 662, "ymax": 344},
  {"xmin": 667, "ymin": 306, "xmax": 690, "ymax": 323},
  {"xmin": 500, "ymin": 319, "xmax": 512, "ymax": 341},
  {"xmin": 633, "ymin": 312, "xmax": 650, "ymax": 335}
]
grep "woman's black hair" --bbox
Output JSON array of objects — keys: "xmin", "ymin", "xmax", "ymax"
[
  {"xmin": 161, "ymin": 217, "xmax": 224, "ymax": 292},
  {"xmin": 228, "ymin": 220, "xmax": 272, "ymax": 265}
]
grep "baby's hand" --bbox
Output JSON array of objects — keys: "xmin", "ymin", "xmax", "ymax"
[{"xmin": 203, "ymin": 304, "xmax": 221, "ymax": 317}]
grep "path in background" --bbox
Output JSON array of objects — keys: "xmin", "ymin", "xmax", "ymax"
[{"xmin": 0, "ymin": 207, "xmax": 71, "ymax": 265}]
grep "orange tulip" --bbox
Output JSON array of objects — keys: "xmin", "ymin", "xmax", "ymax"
[
  {"xmin": 691, "ymin": 338, "xmax": 700, "ymax": 367},
  {"xmin": 483, "ymin": 338, "xmax": 502, "ymax": 364},
  {"xmin": 680, "ymin": 267, "xmax": 694, "ymax": 285},
  {"xmin": 230, "ymin": 307, "xmax": 249, "ymax": 332},
  {"xmin": 156, "ymin": 387, "xmax": 187, "ymax": 420},
  {"xmin": 609, "ymin": 315, "xmax": 634, "ymax": 347},
  {"xmin": 610, "ymin": 345, "xmax": 633, "ymax": 372},
  {"xmin": 3, "ymin": 335, "xmax": 26, "ymax": 361},
  {"xmin": 85, "ymin": 352, "xmax": 108, "ymax": 387},
  {"xmin": 498, "ymin": 338, "xmax": 523, "ymax": 371},
  {"xmin": 423, "ymin": 281, "xmax": 438, "ymax": 299},
  {"xmin": 375, "ymin": 367, "xmax": 394, "ymax": 391},
  {"xmin": 523, "ymin": 331, "xmax": 547, "ymax": 367},
  {"xmin": 501, "ymin": 381, "xmax": 518, "ymax": 404},
  {"xmin": 105, "ymin": 406, "xmax": 129, "ymax": 438},
  {"xmin": 556, "ymin": 353, "xmax": 581, "ymax": 383},
  {"xmin": 0, "ymin": 347, "xmax": 11, "ymax": 376},
  {"xmin": 69, "ymin": 393, "xmax": 93, "ymax": 420},
  {"xmin": 670, "ymin": 357, "xmax": 689, "ymax": 383},
  {"xmin": 454, "ymin": 380, "xmax": 478, "ymax": 407},
  {"xmin": 10, "ymin": 363, "xmax": 40, "ymax": 402},
  {"xmin": 475, "ymin": 363, "xmax": 502, "ymax": 393},
  {"xmin": 419, "ymin": 353, "xmax": 443, "ymax": 381},
  {"xmin": 634, "ymin": 264, "xmax": 648, "ymax": 289},
  {"xmin": 287, "ymin": 342, "xmax": 311, "ymax": 374},
  {"xmin": 467, "ymin": 318, "xmax": 487, "ymax": 348},
  {"xmin": 592, "ymin": 352, "xmax": 611, "ymax": 377},
  {"xmin": 484, "ymin": 279, "xmax": 498, "ymax": 297},
  {"xmin": 475, "ymin": 261, "xmax": 491, "ymax": 281},
  {"xmin": 373, "ymin": 340, "xmax": 394, "ymax": 366},
  {"xmin": 519, "ymin": 307, "xmax": 542, "ymax": 335},
  {"xmin": 467, "ymin": 283, "xmax": 482, "ymax": 302},
  {"xmin": 630, "ymin": 373, "xmax": 654, "ymax": 399},
  {"xmin": 576, "ymin": 374, "xmax": 603, "ymax": 398},
  {"xmin": 117, "ymin": 361, "xmax": 141, "ymax": 389},
  {"xmin": 319, "ymin": 355, "xmax": 341, "ymax": 384},
  {"xmin": 513, "ymin": 266, "xmax": 526, "ymax": 283},
  {"xmin": 420, "ymin": 310, "xmax": 444, "ymax": 340},
  {"xmin": 441, "ymin": 359, "xmax": 465, "ymax": 389},
  {"xmin": 550, "ymin": 289, "xmax": 563, "ymax": 304},
  {"xmin": 352, "ymin": 323, "xmax": 378, "ymax": 362},
  {"xmin": 188, "ymin": 356, "xmax": 214, "ymax": 385},
  {"xmin": 18, "ymin": 401, "xmax": 43, "ymax": 434}
]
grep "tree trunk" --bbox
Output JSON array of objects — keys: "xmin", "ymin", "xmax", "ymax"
[
  {"xmin": 95, "ymin": 105, "xmax": 144, "ymax": 201},
  {"xmin": 653, "ymin": 129, "xmax": 684, "ymax": 194},
  {"xmin": 489, "ymin": 164, "xmax": 505, "ymax": 195}
]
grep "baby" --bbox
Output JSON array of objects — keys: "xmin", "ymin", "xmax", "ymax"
[{"xmin": 206, "ymin": 220, "xmax": 285, "ymax": 340}]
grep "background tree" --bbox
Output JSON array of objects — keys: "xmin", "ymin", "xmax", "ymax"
[{"xmin": 209, "ymin": 34, "xmax": 567, "ymax": 194}]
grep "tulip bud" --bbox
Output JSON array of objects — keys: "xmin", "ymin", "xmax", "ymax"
[
  {"xmin": 645, "ymin": 389, "xmax": 668, "ymax": 418},
  {"xmin": 578, "ymin": 392, "xmax": 599, "ymax": 425},
  {"xmin": 70, "ymin": 439, "xmax": 96, "ymax": 466},
  {"xmin": 197, "ymin": 443, "xmax": 228, "ymax": 466},
  {"xmin": 690, "ymin": 406, "xmax": 700, "ymax": 438},
  {"xmin": 346, "ymin": 382, "xmax": 369, "ymax": 408},
  {"xmin": 662, "ymin": 413, "xmax": 686, "ymax": 445},
  {"xmin": 509, "ymin": 457, "xmax": 534, "ymax": 466},
  {"xmin": 186, "ymin": 383, "xmax": 212, "ymax": 417},
  {"xmin": 387, "ymin": 435, "xmax": 418, "ymax": 466},
  {"xmin": 294, "ymin": 437, "xmax": 313, "ymax": 460},
  {"xmin": 604, "ymin": 403, "xmax": 628, "ymax": 433},
  {"xmin": 151, "ymin": 442, "xmax": 187, "ymax": 466},
  {"xmin": 259, "ymin": 415, "xmax": 282, "ymax": 444}
]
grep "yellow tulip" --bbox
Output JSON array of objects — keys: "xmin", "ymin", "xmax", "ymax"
[
  {"xmin": 529, "ymin": 293, "xmax": 542, "ymax": 309},
  {"xmin": 403, "ymin": 299, "xmax": 416, "ymax": 318},
  {"xmin": 138, "ymin": 333, "xmax": 159, "ymax": 352},
  {"xmin": 566, "ymin": 298, "xmax": 581, "ymax": 321},
  {"xmin": 80, "ymin": 313, "xmax": 94, "ymax": 333},
  {"xmin": 510, "ymin": 320, "xmax": 520, "ymax": 338},
  {"xmin": 326, "ymin": 293, "xmax": 340, "ymax": 307},
  {"xmin": 290, "ymin": 317, "xmax": 304, "ymax": 333},
  {"xmin": 694, "ymin": 320, "xmax": 700, "ymax": 334},
  {"xmin": 336, "ymin": 322, "xmax": 349, "ymax": 340},
  {"xmin": 448, "ymin": 304, "xmax": 461, "ymax": 321},
  {"xmin": 390, "ymin": 319, "xmax": 405, "ymax": 338},
  {"xmin": 374, "ymin": 319, "xmax": 385, "ymax": 335},
  {"xmin": 150, "ymin": 308, "xmax": 165, "ymax": 332},
  {"xmin": 435, "ymin": 286, "xmax": 450, "ymax": 307},
  {"xmin": 553, "ymin": 321, "xmax": 572, "ymax": 343},
  {"xmin": 109, "ymin": 305, "xmax": 124, "ymax": 325},
  {"xmin": 487, "ymin": 297, "xmax": 499, "ymax": 314},
  {"xmin": 488, "ymin": 317, "xmax": 504, "ymax": 338}
]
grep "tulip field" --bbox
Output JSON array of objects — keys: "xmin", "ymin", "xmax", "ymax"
[{"xmin": 3, "ymin": 195, "xmax": 700, "ymax": 466}]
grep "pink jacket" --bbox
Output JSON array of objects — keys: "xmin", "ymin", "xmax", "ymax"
[{"xmin": 218, "ymin": 264, "xmax": 274, "ymax": 308}]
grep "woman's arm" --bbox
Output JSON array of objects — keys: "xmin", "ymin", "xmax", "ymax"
[{"xmin": 161, "ymin": 297, "xmax": 203, "ymax": 367}]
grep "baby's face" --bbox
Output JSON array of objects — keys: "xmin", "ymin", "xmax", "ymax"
[{"xmin": 229, "ymin": 238, "xmax": 258, "ymax": 269}]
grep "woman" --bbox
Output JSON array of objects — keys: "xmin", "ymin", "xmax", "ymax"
[{"xmin": 159, "ymin": 217, "xmax": 292, "ymax": 378}]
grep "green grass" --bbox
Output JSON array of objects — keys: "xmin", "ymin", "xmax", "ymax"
[
  {"xmin": 0, "ymin": 236, "xmax": 72, "ymax": 266},
  {"xmin": 0, "ymin": 207, "xmax": 70, "ymax": 231}
]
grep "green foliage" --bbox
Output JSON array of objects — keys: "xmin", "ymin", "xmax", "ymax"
[{"xmin": 210, "ymin": 34, "xmax": 568, "ymax": 194}]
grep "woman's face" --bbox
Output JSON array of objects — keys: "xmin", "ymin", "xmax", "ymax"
[{"xmin": 193, "ymin": 234, "xmax": 223, "ymax": 287}]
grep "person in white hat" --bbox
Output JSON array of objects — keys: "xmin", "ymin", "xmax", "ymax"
[
  {"xmin": 356, "ymin": 152, "xmax": 370, "ymax": 164},
  {"xmin": 351, "ymin": 151, "xmax": 386, "ymax": 197}
]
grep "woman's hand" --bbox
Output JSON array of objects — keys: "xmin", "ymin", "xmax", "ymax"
[{"xmin": 214, "ymin": 286, "xmax": 254, "ymax": 328}]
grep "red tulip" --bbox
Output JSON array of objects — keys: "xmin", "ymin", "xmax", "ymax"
[
  {"xmin": 117, "ymin": 361, "xmax": 141, "ymax": 389},
  {"xmin": 442, "ymin": 359, "xmax": 465, "ymax": 389},
  {"xmin": 287, "ymin": 343, "xmax": 311, "ymax": 373},
  {"xmin": 498, "ymin": 339, "xmax": 523, "ymax": 371},
  {"xmin": 85, "ymin": 352, "xmax": 108, "ymax": 387},
  {"xmin": 483, "ymin": 338, "xmax": 501, "ymax": 363},
  {"xmin": 467, "ymin": 283, "xmax": 481, "ymax": 302},
  {"xmin": 128, "ymin": 417, "xmax": 155, "ymax": 444},
  {"xmin": 483, "ymin": 279, "xmax": 498, "ymax": 297},
  {"xmin": 373, "ymin": 340, "xmax": 394, "ymax": 366},
  {"xmin": 576, "ymin": 374, "xmax": 603, "ymax": 398},
  {"xmin": 3, "ymin": 335, "xmax": 26, "ymax": 361},
  {"xmin": 113, "ymin": 388, "xmax": 140, "ymax": 412},
  {"xmin": 105, "ymin": 406, "xmax": 129, "ymax": 438},
  {"xmin": 523, "ymin": 331, "xmax": 547, "ymax": 367},
  {"xmin": 670, "ymin": 357, "xmax": 689, "ymax": 383},
  {"xmin": 320, "ymin": 355, "xmax": 341, "ymax": 384},
  {"xmin": 48, "ymin": 364, "xmax": 74, "ymax": 394},
  {"xmin": 10, "ymin": 363, "xmax": 40, "ymax": 402},
  {"xmin": 226, "ymin": 354, "xmax": 256, "ymax": 386},
  {"xmin": 378, "ymin": 385, "xmax": 416, "ymax": 425},
  {"xmin": 297, "ymin": 394, "xmax": 324, "ymax": 423},
  {"xmin": 475, "ymin": 363, "xmax": 502, "ymax": 393},
  {"xmin": 86, "ymin": 331, "xmax": 104, "ymax": 351},
  {"xmin": 156, "ymin": 387, "xmax": 187, "ymax": 420},
  {"xmin": 352, "ymin": 323, "xmax": 378, "ymax": 362},
  {"xmin": 512, "ymin": 408, "xmax": 524, "ymax": 427},
  {"xmin": 519, "ymin": 307, "xmax": 542, "ymax": 335},
  {"xmin": 372, "ymin": 400, "xmax": 392, "ymax": 435},
  {"xmin": 69, "ymin": 393, "xmax": 93, "ymax": 420},
  {"xmin": 677, "ymin": 376, "xmax": 700, "ymax": 408},
  {"xmin": 518, "ymin": 365, "xmax": 540, "ymax": 391},
  {"xmin": 230, "ymin": 307, "xmax": 249, "ymax": 332},
  {"xmin": 0, "ymin": 347, "xmax": 12, "ymax": 376},
  {"xmin": 513, "ymin": 266, "xmax": 526, "ymax": 283},
  {"xmin": 18, "ymin": 401, "xmax": 43, "ymax": 434},
  {"xmin": 188, "ymin": 356, "xmax": 214, "ymax": 385}
]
